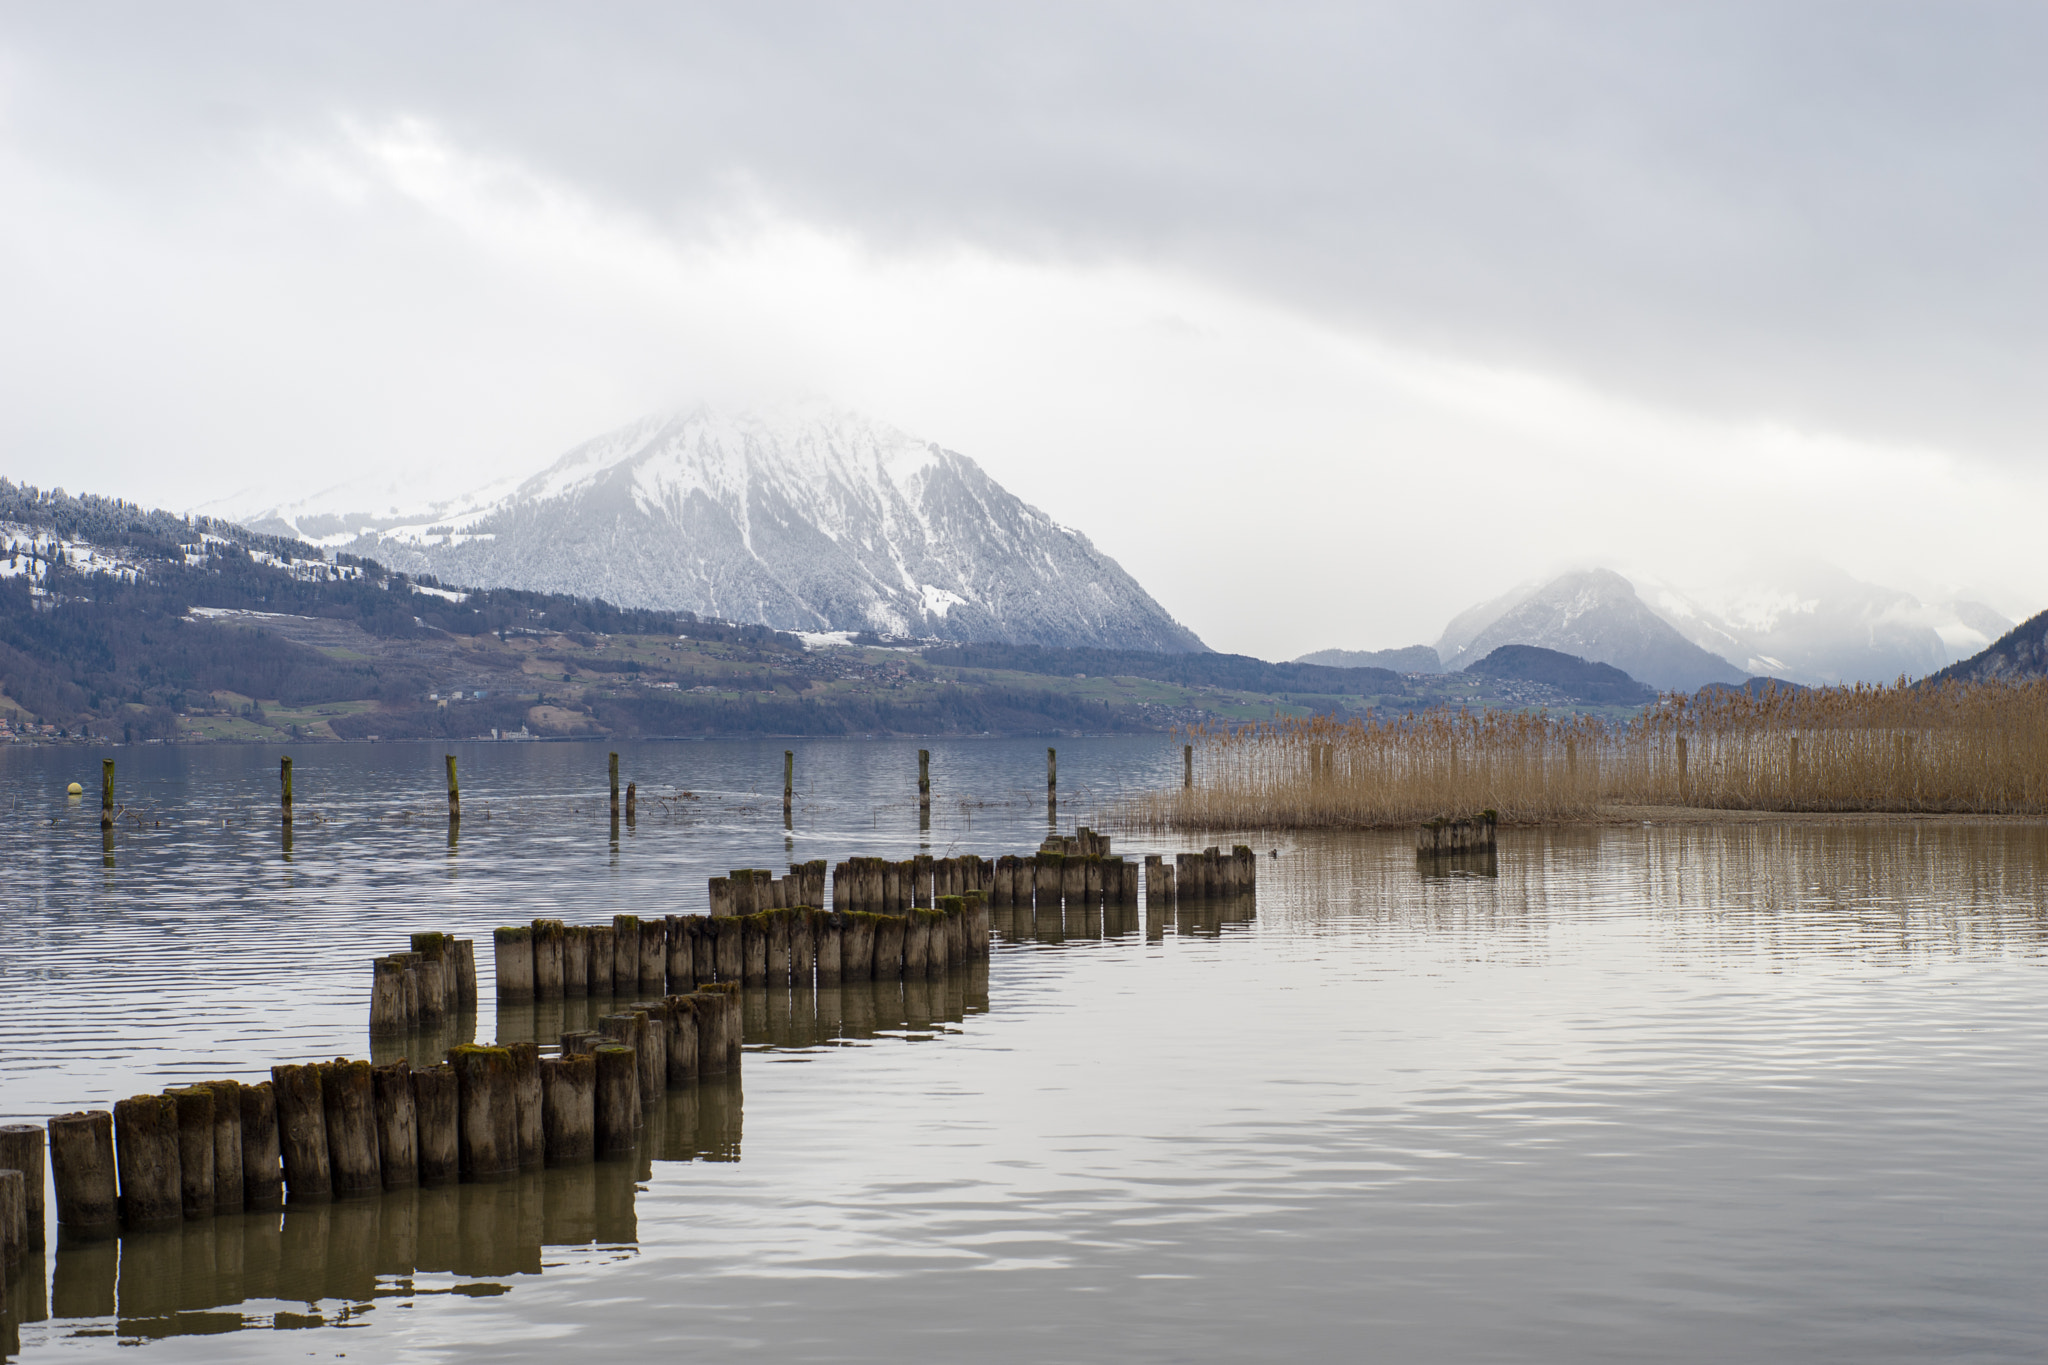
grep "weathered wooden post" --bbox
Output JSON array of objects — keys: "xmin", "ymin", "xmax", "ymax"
[
  {"xmin": 588, "ymin": 923, "xmax": 615, "ymax": 996},
  {"xmin": 592, "ymin": 1044, "xmax": 639, "ymax": 1157},
  {"xmin": 48, "ymin": 1111, "xmax": 117, "ymax": 1235},
  {"xmin": 372, "ymin": 1060, "xmax": 417, "ymax": 1190},
  {"xmin": 0, "ymin": 1168, "xmax": 22, "ymax": 1278},
  {"xmin": 494, "ymin": 925, "xmax": 534, "ymax": 1004},
  {"xmin": 0, "ymin": 1125, "xmax": 46, "ymax": 1247},
  {"xmin": 411, "ymin": 1063, "xmax": 459, "ymax": 1187},
  {"xmin": 112, "ymin": 1094, "xmax": 181, "ymax": 1228},
  {"xmin": 269, "ymin": 1064, "xmax": 329, "ymax": 1202},
  {"xmin": 165, "ymin": 1085, "xmax": 215, "ymax": 1219},
  {"xmin": 785, "ymin": 750, "xmax": 796, "ymax": 816},
  {"xmin": 445, "ymin": 754, "xmax": 459, "ymax": 824},
  {"xmin": 280, "ymin": 756, "xmax": 293, "ymax": 826},
  {"xmin": 531, "ymin": 919, "xmax": 565, "ymax": 1002},
  {"xmin": 238, "ymin": 1082, "xmax": 282, "ymax": 1208},
  {"xmin": 99, "ymin": 758, "xmax": 114, "ymax": 830},
  {"xmin": 564, "ymin": 924, "xmax": 591, "ymax": 998},
  {"xmin": 448, "ymin": 1046, "xmax": 518, "ymax": 1182},
  {"xmin": 1676, "ymin": 735, "xmax": 1689, "ymax": 800},
  {"xmin": 541, "ymin": 1053, "xmax": 596, "ymax": 1165},
  {"xmin": 609, "ymin": 752, "xmax": 620, "ymax": 820},
  {"xmin": 370, "ymin": 956, "xmax": 410, "ymax": 1037},
  {"xmin": 919, "ymin": 749, "xmax": 931, "ymax": 810},
  {"xmin": 319, "ymin": 1059, "xmax": 380, "ymax": 1199},
  {"xmin": 1184, "ymin": 744, "xmax": 1193, "ymax": 790},
  {"xmin": 1047, "ymin": 747, "xmax": 1057, "ymax": 811},
  {"xmin": 193, "ymin": 1079, "xmax": 243, "ymax": 1215},
  {"xmin": 640, "ymin": 918, "xmax": 667, "ymax": 995},
  {"xmin": 454, "ymin": 938, "xmax": 479, "ymax": 1010},
  {"xmin": 508, "ymin": 1041, "xmax": 544, "ymax": 1169},
  {"xmin": 625, "ymin": 781, "xmax": 637, "ymax": 824}
]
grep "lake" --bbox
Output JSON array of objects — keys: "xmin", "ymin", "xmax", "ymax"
[{"xmin": 2, "ymin": 738, "xmax": 2045, "ymax": 1361}]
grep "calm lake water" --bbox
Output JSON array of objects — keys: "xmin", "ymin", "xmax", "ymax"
[{"xmin": 2, "ymin": 738, "xmax": 2046, "ymax": 1362}]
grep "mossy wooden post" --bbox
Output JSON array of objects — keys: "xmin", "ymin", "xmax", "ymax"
[
  {"xmin": 785, "ymin": 750, "xmax": 795, "ymax": 816},
  {"xmin": 370, "ymin": 956, "xmax": 410, "ymax": 1037},
  {"xmin": 318, "ymin": 1059, "xmax": 381, "ymax": 1199},
  {"xmin": 269, "ymin": 1064, "xmax": 329, "ymax": 1202},
  {"xmin": 238, "ymin": 1083, "xmax": 283, "ymax": 1209},
  {"xmin": 918, "ymin": 749, "xmax": 931, "ymax": 810},
  {"xmin": 592, "ymin": 1045, "xmax": 639, "ymax": 1157},
  {"xmin": 165, "ymin": 1086, "xmax": 215, "ymax": 1220},
  {"xmin": 588, "ymin": 924, "xmax": 615, "ymax": 996},
  {"xmin": 564, "ymin": 924, "xmax": 590, "ymax": 998},
  {"xmin": 0, "ymin": 1125, "xmax": 47, "ymax": 1246},
  {"xmin": 195, "ymin": 1080, "xmax": 243, "ymax": 1215},
  {"xmin": 613, "ymin": 914, "xmax": 641, "ymax": 990},
  {"xmin": 280, "ymin": 756, "xmax": 293, "ymax": 826},
  {"xmin": 99, "ymin": 758, "xmax": 114, "ymax": 830},
  {"xmin": 112, "ymin": 1094, "xmax": 181, "ymax": 1228},
  {"xmin": 445, "ymin": 754, "xmax": 459, "ymax": 824},
  {"xmin": 609, "ymin": 752, "xmax": 620, "ymax": 821},
  {"xmin": 662, "ymin": 996, "xmax": 700, "ymax": 1086},
  {"xmin": 411, "ymin": 1064, "xmax": 459, "ymax": 1187},
  {"xmin": 639, "ymin": 917, "xmax": 667, "ymax": 995},
  {"xmin": 448, "ymin": 1046, "xmax": 517, "ymax": 1182},
  {"xmin": 625, "ymin": 1003, "xmax": 666, "ymax": 1101},
  {"xmin": 541, "ymin": 1054, "xmax": 595, "ymax": 1166},
  {"xmin": 494, "ymin": 926, "xmax": 534, "ymax": 1004},
  {"xmin": 49, "ymin": 1111, "xmax": 117, "ymax": 1235},
  {"xmin": 372, "ymin": 1060, "xmax": 417, "ymax": 1190}
]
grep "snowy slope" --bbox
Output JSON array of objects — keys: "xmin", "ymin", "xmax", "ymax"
[{"xmin": 237, "ymin": 405, "xmax": 1204, "ymax": 651}]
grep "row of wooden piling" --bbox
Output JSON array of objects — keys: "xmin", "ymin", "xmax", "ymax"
[
  {"xmin": 368, "ymin": 933, "xmax": 479, "ymax": 1038},
  {"xmin": 493, "ymin": 896, "xmax": 994, "ymax": 1003},
  {"xmin": 30, "ymin": 987, "xmax": 743, "ymax": 1245}
]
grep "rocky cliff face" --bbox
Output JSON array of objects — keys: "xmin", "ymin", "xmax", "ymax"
[
  {"xmin": 1929, "ymin": 609, "xmax": 2048, "ymax": 683},
  {"xmin": 241, "ymin": 405, "xmax": 1205, "ymax": 652}
]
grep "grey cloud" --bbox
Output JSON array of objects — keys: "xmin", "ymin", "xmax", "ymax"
[{"xmin": 6, "ymin": 1, "xmax": 2048, "ymax": 458}]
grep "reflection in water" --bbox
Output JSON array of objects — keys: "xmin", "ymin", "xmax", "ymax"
[{"xmin": 9, "ymin": 1081, "xmax": 735, "ymax": 1347}]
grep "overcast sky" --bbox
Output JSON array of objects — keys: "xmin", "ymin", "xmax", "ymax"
[{"xmin": 3, "ymin": 3, "xmax": 2045, "ymax": 657}]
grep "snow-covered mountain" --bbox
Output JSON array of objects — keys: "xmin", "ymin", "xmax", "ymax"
[
  {"xmin": 1635, "ymin": 562, "xmax": 2010, "ymax": 686},
  {"xmin": 1429, "ymin": 564, "xmax": 2015, "ymax": 689},
  {"xmin": 230, "ymin": 405, "xmax": 1205, "ymax": 652},
  {"xmin": 1436, "ymin": 569, "xmax": 1745, "ymax": 692}
]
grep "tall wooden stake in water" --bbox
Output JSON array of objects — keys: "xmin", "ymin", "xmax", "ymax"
[
  {"xmin": 785, "ymin": 750, "xmax": 796, "ymax": 816},
  {"xmin": 1047, "ymin": 748, "xmax": 1058, "ymax": 805},
  {"xmin": 445, "ymin": 754, "xmax": 460, "ymax": 824},
  {"xmin": 609, "ymin": 752, "xmax": 620, "ymax": 820},
  {"xmin": 1184, "ymin": 744, "xmax": 1193, "ymax": 790},
  {"xmin": 280, "ymin": 757, "xmax": 293, "ymax": 825},
  {"xmin": 918, "ymin": 749, "xmax": 931, "ymax": 811},
  {"xmin": 100, "ymin": 759, "xmax": 113, "ymax": 829}
]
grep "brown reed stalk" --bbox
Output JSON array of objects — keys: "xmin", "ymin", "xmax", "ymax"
[{"xmin": 1120, "ymin": 679, "xmax": 2048, "ymax": 830}]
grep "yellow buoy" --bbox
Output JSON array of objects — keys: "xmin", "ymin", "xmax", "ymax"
[{"xmin": 66, "ymin": 782, "xmax": 83, "ymax": 796}]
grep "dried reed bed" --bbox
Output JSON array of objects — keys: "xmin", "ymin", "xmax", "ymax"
[{"xmin": 1124, "ymin": 679, "xmax": 2048, "ymax": 830}]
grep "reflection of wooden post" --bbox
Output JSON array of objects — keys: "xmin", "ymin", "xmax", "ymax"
[
  {"xmin": 609, "ymin": 752, "xmax": 620, "ymax": 820},
  {"xmin": 100, "ymin": 759, "xmax": 114, "ymax": 829},
  {"xmin": 1184, "ymin": 744, "xmax": 1192, "ymax": 790},
  {"xmin": 280, "ymin": 757, "xmax": 293, "ymax": 825},
  {"xmin": 918, "ymin": 749, "xmax": 930, "ymax": 810},
  {"xmin": 445, "ymin": 754, "xmax": 459, "ymax": 824}
]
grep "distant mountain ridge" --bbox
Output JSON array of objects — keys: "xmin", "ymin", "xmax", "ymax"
[
  {"xmin": 1464, "ymin": 645, "xmax": 1657, "ymax": 705},
  {"xmin": 1929, "ymin": 608, "xmax": 2048, "ymax": 684},
  {"xmin": 1293, "ymin": 645, "xmax": 1444, "ymax": 674},
  {"xmin": 235, "ymin": 405, "xmax": 1205, "ymax": 653}
]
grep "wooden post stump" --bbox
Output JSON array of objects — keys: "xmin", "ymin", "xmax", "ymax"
[
  {"xmin": 564, "ymin": 923, "xmax": 591, "ymax": 998},
  {"xmin": 112, "ymin": 1094, "xmax": 182, "ymax": 1228},
  {"xmin": 412, "ymin": 1063, "xmax": 459, "ymax": 1188},
  {"xmin": 48, "ymin": 1111, "xmax": 117, "ymax": 1236},
  {"xmin": 493, "ymin": 926, "xmax": 535, "ymax": 1004},
  {"xmin": 663, "ymin": 996, "xmax": 700, "ymax": 1086},
  {"xmin": 448, "ymin": 1046, "xmax": 517, "ymax": 1183},
  {"xmin": 588, "ymin": 924, "xmax": 615, "ymax": 996},
  {"xmin": 372, "ymin": 1060, "xmax": 417, "ymax": 1191},
  {"xmin": 0, "ymin": 1125, "xmax": 47, "ymax": 1247},
  {"xmin": 238, "ymin": 1083, "xmax": 283, "ymax": 1209},
  {"xmin": 165, "ymin": 1085, "xmax": 215, "ymax": 1219},
  {"xmin": 0, "ymin": 1168, "xmax": 22, "ymax": 1279},
  {"xmin": 541, "ymin": 1054, "xmax": 596, "ymax": 1166},
  {"xmin": 269, "ymin": 1064, "xmax": 330, "ymax": 1203},
  {"xmin": 531, "ymin": 918, "xmax": 565, "ymax": 1001},
  {"xmin": 592, "ymin": 1045, "xmax": 639, "ymax": 1157},
  {"xmin": 318, "ymin": 1059, "xmax": 380, "ymax": 1199},
  {"xmin": 639, "ymin": 917, "xmax": 667, "ymax": 995},
  {"xmin": 370, "ymin": 956, "xmax": 411, "ymax": 1037},
  {"xmin": 507, "ymin": 1041, "xmax": 544, "ymax": 1169},
  {"xmin": 454, "ymin": 937, "xmax": 478, "ymax": 1009},
  {"xmin": 445, "ymin": 753, "xmax": 459, "ymax": 824}
]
